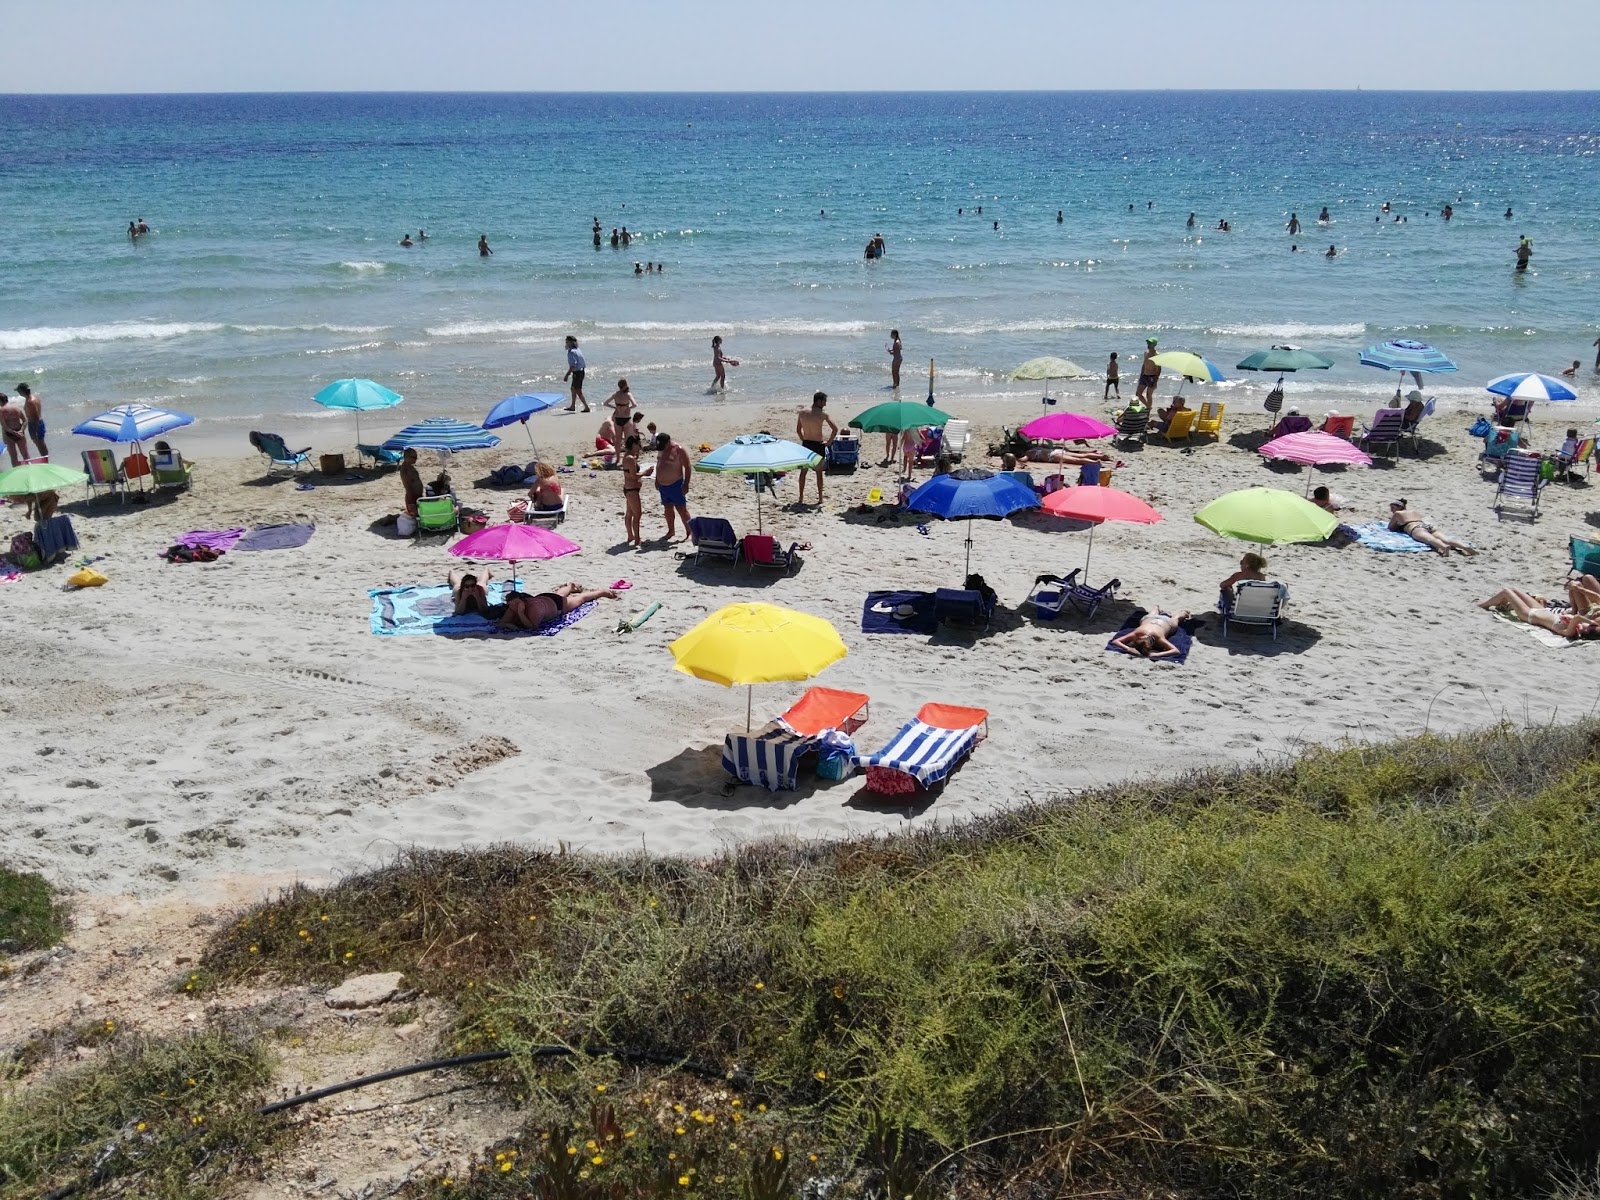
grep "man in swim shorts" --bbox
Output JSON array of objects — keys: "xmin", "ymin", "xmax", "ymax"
[
  {"xmin": 1135, "ymin": 338, "xmax": 1161, "ymax": 404},
  {"xmin": 563, "ymin": 336, "xmax": 590, "ymax": 412},
  {"xmin": 795, "ymin": 391, "xmax": 838, "ymax": 506},
  {"xmin": 18, "ymin": 384, "xmax": 45, "ymax": 459},
  {"xmin": 653, "ymin": 431, "xmax": 692, "ymax": 540}
]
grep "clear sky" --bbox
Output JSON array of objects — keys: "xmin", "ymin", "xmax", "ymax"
[{"xmin": 8, "ymin": 0, "xmax": 1600, "ymax": 93}]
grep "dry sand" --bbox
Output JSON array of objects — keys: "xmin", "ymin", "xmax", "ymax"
[{"xmin": 4, "ymin": 389, "xmax": 1598, "ymax": 900}]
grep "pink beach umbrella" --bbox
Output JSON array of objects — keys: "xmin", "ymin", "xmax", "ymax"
[
  {"xmin": 1019, "ymin": 412, "xmax": 1117, "ymax": 441},
  {"xmin": 448, "ymin": 522, "xmax": 579, "ymax": 585},
  {"xmin": 1259, "ymin": 431, "xmax": 1372, "ymax": 494},
  {"xmin": 1041, "ymin": 486, "xmax": 1163, "ymax": 582}
]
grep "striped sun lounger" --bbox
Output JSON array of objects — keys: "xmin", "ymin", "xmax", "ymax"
[
  {"xmin": 722, "ymin": 724, "xmax": 858, "ymax": 792},
  {"xmin": 859, "ymin": 703, "xmax": 988, "ymax": 795}
]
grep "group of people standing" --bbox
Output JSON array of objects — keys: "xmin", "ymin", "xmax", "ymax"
[{"xmin": 0, "ymin": 384, "xmax": 46, "ymax": 466}]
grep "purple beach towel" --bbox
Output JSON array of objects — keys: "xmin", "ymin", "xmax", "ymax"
[
  {"xmin": 178, "ymin": 528, "xmax": 246, "ymax": 553},
  {"xmin": 236, "ymin": 523, "xmax": 316, "ymax": 552}
]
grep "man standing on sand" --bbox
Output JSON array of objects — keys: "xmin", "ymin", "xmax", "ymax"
[
  {"xmin": 653, "ymin": 432, "xmax": 692, "ymax": 540},
  {"xmin": 399, "ymin": 448, "xmax": 423, "ymax": 517},
  {"xmin": 563, "ymin": 336, "xmax": 591, "ymax": 413},
  {"xmin": 795, "ymin": 392, "xmax": 838, "ymax": 507},
  {"xmin": 0, "ymin": 393, "xmax": 26, "ymax": 466},
  {"xmin": 1135, "ymin": 338, "xmax": 1161, "ymax": 405},
  {"xmin": 18, "ymin": 383, "xmax": 45, "ymax": 460}
]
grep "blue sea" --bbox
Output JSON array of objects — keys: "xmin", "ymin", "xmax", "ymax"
[{"xmin": 0, "ymin": 91, "xmax": 1596, "ymax": 439}]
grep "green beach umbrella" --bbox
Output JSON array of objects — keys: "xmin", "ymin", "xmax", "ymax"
[
  {"xmin": 1194, "ymin": 487, "xmax": 1337, "ymax": 545},
  {"xmin": 1236, "ymin": 347, "xmax": 1334, "ymax": 374},
  {"xmin": 1012, "ymin": 355, "xmax": 1089, "ymax": 410},
  {"xmin": 849, "ymin": 400, "xmax": 953, "ymax": 433},
  {"xmin": 0, "ymin": 462, "xmax": 88, "ymax": 495}
]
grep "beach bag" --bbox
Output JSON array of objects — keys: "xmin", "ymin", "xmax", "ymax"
[
  {"xmin": 9, "ymin": 532, "xmax": 39, "ymax": 570},
  {"xmin": 460, "ymin": 511, "xmax": 489, "ymax": 533},
  {"xmin": 1263, "ymin": 386, "xmax": 1285, "ymax": 414},
  {"xmin": 1468, "ymin": 415, "xmax": 1493, "ymax": 438},
  {"xmin": 816, "ymin": 748, "xmax": 852, "ymax": 781},
  {"xmin": 396, "ymin": 513, "xmax": 417, "ymax": 536},
  {"xmin": 490, "ymin": 464, "xmax": 526, "ymax": 486},
  {"xmin": 67, "ymin": 567, "xmax": 108, "ymax": 588}
]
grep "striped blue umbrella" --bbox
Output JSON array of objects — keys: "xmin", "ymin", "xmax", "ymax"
[
  {"xmin": 381, "ymin": 417, "xmax": 500, "ymax": 454},
  {"xmin": 1359, "ymin": 339, "xmax": 1458, "ymax": 382},
  {"xmin": 695, "ymin": 434, "xmax": 821, "ymax": 532},
  {"xmin": 73, "ymin": 403, "xmax": 195, "ymax": 444},
  {"xmin": 1485, "ymin": 372, "xmax": 1578, "ymax": 402}
]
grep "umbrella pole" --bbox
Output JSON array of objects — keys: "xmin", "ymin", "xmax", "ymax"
[
  {"xmin": 1084, "ymin": 523, "xmax": 1096, "ymax": 582},
  {"xmin": 746, "ymin": 686, "xmax": 753, "ymax": 733},
  {"xmin": 965, "ymin": 520, "xmax": 974, "ymax": 577},
  {"xmin": 524, "ymin": 421, "xmax": 537, "ymax": 458}
]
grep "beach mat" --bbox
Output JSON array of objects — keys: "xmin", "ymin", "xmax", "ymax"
[
  {"xmin": 1344, "ymin": 521, "xmax": 1438, "ymax": 553},
  {"xmin": 862, "ymin": 590, "xmax": 939, "ymax": 635},
  {"xmin": 1106, "ymin": 608, "xmax": 1197, "ymax": 664},
  {"xmin": 370, "ymin": 582, "xmax": 594, "ymax": 638},
  {"xmin": 237, "ymin": 523, "xmax": 315, "ymax": 552},
  {"xmin": 178, "ymin": 528, "xmax": 245, "ymax": 553}
]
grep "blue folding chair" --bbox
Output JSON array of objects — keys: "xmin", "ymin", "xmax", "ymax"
[{"xmin": 687, "ymin": 516, "xmax": 741, "ymax": 567}]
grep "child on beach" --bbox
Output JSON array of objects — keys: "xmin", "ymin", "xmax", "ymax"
[
  {"xmin": 1104, "ymin": 352, "xmax": 1120, "ymax": 400},
  {"xmin": 712, "ymin": 336, "xmax": 739, "ymax": 390},
  {"xmin": 621, "ymin": 434, "xmax": 645, "ymax": 548}
]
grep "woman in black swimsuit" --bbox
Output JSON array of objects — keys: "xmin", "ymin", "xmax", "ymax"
[
  {"xmin": 498, "ymin": 582, "xmax": 621, "ymax": 631},
  {"xmin": 620, "ymin": 434, "xmax": 645, "ymax": 548}
]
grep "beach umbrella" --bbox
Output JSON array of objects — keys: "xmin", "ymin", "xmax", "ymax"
[
  {"xmin": 694, "ymin": 434, "xmax": 821, "ymax": 533},
  {"xmin": 849, "ymin": 399, "xmax": 953, "ymax": 433},
  {"xmin": 73, "ymin": 403, "xmax": 194, "ymax": 444},
  {"xmin": 313, "ymin": 378, "xmax": 404, "ymax": 449},
  {"xmin": 1359, "ymin": 339, "xmax": 1457, "ymax": 391},
  {"xmin": 1012, "ymin": 356, "xmax": 1088, "ymax": 408},
  {"xmin": 0, "ymin": 461, "xmax": 88, "ymax": 495},
  {"xmin": 904, "ymin": 467, "xmax": 1039, "ymax": 575},
  {"xmin": 448, "ymin": 521, "xmax": 578, "ymax": 588},
  {"xmin": 1195, "ymin": 486, "xmax": 1338, "ymax": 545},
  {"xmin": 1258, "ymin": 431, "xmax": 1372, "ymax": 493},
  {"xmin": 483, "ymin": 392, "xmax": 565, "ymax": 454},
  {"xmin": 1236, "ymin": 344, "xmax": 1335, "ymax": 429},
  {"xmin": 670, "ymin": 602, "xmax": 848, "ymax": 731},
  {"xmin": 1485, "ymin": 372, "xmax": 1578, "ymax": 403},
  {"xmin": 1041, "ymin": 485, "xmax": 1162, "ymax": 581},
  {"xmin": 381, "ymin": 417, "xmax": 500, "ymax": 454},
  {"xmin": 1019, "ymin": 412, "xmax": 1116, "ymax": 441},
  {"xmin": 1150, "ymin": 351, "xmax": 1226, "ymax": 396}
]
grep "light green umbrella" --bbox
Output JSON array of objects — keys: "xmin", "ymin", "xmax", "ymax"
[
  {"xmin": 1194, "ymin": 487, "xmax": 1337, "ymax": 545},
  {"xmin": 1151, "ymin": 351, "xmax": 1226, "ymax": 397},
  {"xmin": 0, "ymin": 462, "xmax": 88, "ymax": 495},
  {"xmin": 1012, "ymin": 355, "xmax": 1089, "ymax": 410},
  {"xmin": 848, "ymin": 400, "xmax": 953, "ymax": 433}
]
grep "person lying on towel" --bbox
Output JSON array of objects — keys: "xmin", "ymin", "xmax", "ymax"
[
  {"xmin": 497, "ymin": 582, "xmax": 620, "ymax": 631},
  {"xmin": 1477, "ymin": 577, "xmax": 1600, "ymax": 641},
  {"xmin": 1109, "ymin": 607, "xmax": 1191, "ymax": 659}
]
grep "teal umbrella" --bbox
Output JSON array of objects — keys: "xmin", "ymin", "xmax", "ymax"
[
  {"xmin": 695, "ymin": 434, "xmax": 821, "ymax": 532},
  {"xmin": 1236, "ymin": 345, "xmax": 1333, "ymax": 429},
  {"xmin": 849, "ymin": 400, "xmax": 953, "ymax": 433},
  {"xmin": 313, "ymin": 378, "xmax": 403, "ymax": 449}
]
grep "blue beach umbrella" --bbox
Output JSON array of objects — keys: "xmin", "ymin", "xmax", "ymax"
[
  {"xmin": 1359, "ymin": 339, "xmax": 1458, "ymax": 391},
  {"xmin": 483, "ymin": 392, "xmax": 565, "ymax": 454},
  {"xmin": 73, "ymin": 403, "xmax": 195, "ymax": 444},
  {"xmin": 1485, "ymin": 372, "xmax": 1577, "ymax": 403},
  {"xmin": 695, "ymin": 433, "xmax": 821, "ymax": 532},
  {"xmin": 313, "ymin": 378, "xmax": 403, "ymax": 448},
  {"xmin": 381, "ymin": 417, "xmax": 500, "ymax": 454},
  {"xmin": 905, "ymin": 467, "xmax": 1039, "ymax": 575}
]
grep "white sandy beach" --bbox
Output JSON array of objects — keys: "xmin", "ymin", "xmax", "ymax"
[{"xmin": 4, "ymin": 389, "xmax": 1598, "ymax": 899}]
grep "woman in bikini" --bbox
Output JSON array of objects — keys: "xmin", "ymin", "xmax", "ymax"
[
  {"xmin": 620, "ymin": 434, "xmax": 645, "ymax": 548},
  {"xmin": 499, "ymin": 582, "xmax": 621, "ymax": 631},
  {"xmin": 528, "ymin": 462, "xmax": 565, "ymax": 511},
  {"xmin": 605, "ymin": 378, "xmax": 638, "ymax": 429},
  {"xmin": 1110, "ymin": 608, "xmax": 1191, "ymax": 659},
  {"xmin": 1477, "ymin": 579, "xmax": 1600, "ymax": 640},
  {"xmin": 449, "ymin": 569, "xmax": 493, "ymax": 617},
  {"xmin": 1388, "ymin": 500, "xmax": 1476, "ymax": 556}
]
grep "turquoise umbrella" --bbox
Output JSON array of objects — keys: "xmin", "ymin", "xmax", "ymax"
[{"xmin": 313, "ymin": 378, "xmax": 403, "ymax": 449}]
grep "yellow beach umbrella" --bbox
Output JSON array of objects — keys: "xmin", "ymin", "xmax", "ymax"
[{"xmin": 670, "ymin": 602, "xmax": 848, "ymax": 730}]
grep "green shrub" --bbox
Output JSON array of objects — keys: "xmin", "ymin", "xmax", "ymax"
[{"xmin": 0, "ymin": 865, "xmax": 65, "ymax": 955}]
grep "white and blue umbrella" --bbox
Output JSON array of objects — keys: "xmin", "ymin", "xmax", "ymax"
[
  {"xmin": 1485, "ymin": 372, "xmax": 1578, "ymax": 403},
  {"xmin": 905, "ymin": 466, "xmax": 1040, "ymax": 575},
  {"xmin": 483, "ymin": 392, "xmax": 565, "ymax": 453},
  {"xmin": 381, "ymin": 417, "xmax": 500, "ymax": 454},
  {"xmin": 1359, "ymin": 339, "xmax": 1458, "ymax": 390},
  {"xmin": 73, "ymin": 403, "xmax": 195, "ymax": 444},
  {"xmin": 313, "ymin": 378, "xmax": 403, "ymax": 448},
  {"xmin": 694, "ymin": 433, "xmax": 821, "ymax": 532}
]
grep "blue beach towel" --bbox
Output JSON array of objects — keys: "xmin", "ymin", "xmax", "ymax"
[
  {"xmin": 369, "ymin": 582, "xmax": 595, "ymax": 638},
  {"xmin": 1106, "ymin": 609, "xmax": 1197, "ymax": 665},
  {"xmin": 237, "ymin": 522, "xmax": 316, "ymax": 551},
  {"xmin": 862, "ymin": 590, "xmax": 939, "ymax": 635},
  {"xmin": 1344, "ymin": 521, "xmax": 1436, "ymax": 553}
]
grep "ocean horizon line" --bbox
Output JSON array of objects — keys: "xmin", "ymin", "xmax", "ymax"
[{"xmin": 5, "ymin": 87, "xmax": 1600, "ymax": 99}]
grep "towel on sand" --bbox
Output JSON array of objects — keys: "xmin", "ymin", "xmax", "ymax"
[
  {"xmin": 237, "ymin": 523, "xmax": 315, "ymax": 552},
  {"xmin": 178, "ymin": 528, "xmax": 245, "ymax": 552},
  {"xmin": 1106, "ymin": 608, "xmax": 1198, "ymax": 664},
  {"xmin": 1488, "ymin": 608, "xmax": 1584, "ymax": 649},
  {"xmin": 1344, "ymin": 521, "xmax": 1438, "ymax": 553},
  {"xmin": 370, "ymin": 582, "xmax": 594, "ymax": 638},
  {"xmin": 862, "ymin": 590, "xmax": 939, "ymax": 635}
]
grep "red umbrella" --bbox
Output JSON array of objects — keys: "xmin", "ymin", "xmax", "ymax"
[
  {"xmin": 1019, "ymin": 412, "xmax": 1117, "ymax": 441},
  {"xmin": 1042, "ymin": 486, "xmax": 1163, "ymax": 581},
  {"xmin": 1258, "ymin": 431, "xmax": 1371, "ymax": 493},
  {"xmin": 448, "ymin": 522, "xmax": 579, "ymax": 584}
]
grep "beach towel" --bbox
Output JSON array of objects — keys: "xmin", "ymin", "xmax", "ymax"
[
  {"xmin": 177, "ymin": 528, "xmax": 245, "ymax": 553},
  {"xmin": 1106, "ymin": 609, "xmax": 1198, "ymax": 665},
  {"xmin": 1488, "ymin": 608, "xmax": 1585, "ymax": 650},
  {"xmin": 862, "ymin": 590, "xmax": 939, "ymax": 635},
  {"xmin": 236, "ymin": 523, "xmax": 316, "ymax": 552},
  {"xmin": 369, "ymin": 582, "xmax": 595, "ymax": 638},
  {"xmin": 0, "ymin": 565, "xmax": 19, "ymax": 584},
  {"xmin": 1344, "ymin": 521, "xmax": 1435, "ymax": 553},
  {"xmin": 34, "ymin": 516, "xmax": 79, "ymax": 563}
]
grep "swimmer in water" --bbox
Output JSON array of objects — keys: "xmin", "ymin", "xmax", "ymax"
[
  {"xmin": 399, "ymin": 232, "xmax": 413, "ymax": 247},
  {"xmin": 478, "ymin": 234, "xmax": 492, "ymax": 256},
  {"xmin": 1287, "ymin": 213, "xmax": 1301, "ymax": 235},
  {"xmin": 1186, "ymin": 212, "xmax": 1196, "ymax": 229},
  {"xmin": 1325, "ymin": 244, "xmax": 1337, "ymax": 258},
  {"xmin": 1318, "ymin": 206, "xmax": 1329, "ymax": 222}
]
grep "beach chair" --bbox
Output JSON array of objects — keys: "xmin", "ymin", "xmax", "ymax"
[
  {"xmin": 1321, "ymin": 414, "xmax": 1356, "ymax": 440},
  {"xmin": 1359, "ymin": 409, "xmax": 1404, "ymax": 461},
  {"xmin": 1495, "ymin": 396, "xmax": 1534, "ymax": 431},
  {"xmin": 1567, "ymin": 534, "xmax": 1600, "ymax": 581},
  {"xmin": 414, "ymin": 494, "xmax": 459, "ymax": 537},
  {"xmin": 779, "ymin": 686, "xmax": 870, "ymax": 737},
  {"xmin": 1493, "ymin": 452, "xmax": 1544, "ymax": 519},
  {"xmin": 151, "ymin": 448, "xmax": 194, "ymax": 492},
  {"xmin": 1025, "ymin": 570, "xmax": 1122, "ymax": 621},
  {"xmin": 1399, "ymin": 395, "xmax": 1435, "ymax": 455},
  {"xmin": 721, "ymin": 687, "xmax": 870, "ymax": 792},
  {"xmin": 1220, "ymin": 580, "xmax": 1290, "ymax": 640},
  {"xmin": 357, "ymin": 443, "xmax": 405, "ymax": 469},
  {"xmin": 824, "ymin": 434, "xmax": 860, "ymax": 472},
  {"xmin": 1478, "ymin": 426, "xmax": 1521, "ymax": 472},
  {"xmin": 1113, "ymin": 408, "xmax": 1149, "ymax": 446},
  {"xmin": 687, "ymin": 516, "xmax": 741, "ymax": 568},
  {"xmin": 912, "ymin": 426, "xmax": 945, "ymax": 466},
  {"xmin": 933, "ymin": 587, "xmax": 995, "ymax": 630},
  {"xmin": 743, "ymin": 533, "xmax": 802, "ymax": 575},
  {"xmin": 1002, "ymin": 469, "xmax": 1037, "ymax": 492},
  {"xmin": 250, "ymin": 431, "xmax": 312, "ymax": 475},
  {"xmin": 525, "ymin": 499, "xmax": 567, "ymax": 524},
  {"xmin": 1193, "ymin": 401, "xmax": 1225, "ymax": 440},
  {"xmin": 1160, "ymin": 409, "xmax": 1198, "ymax": 444},
  {"xmin": 81, "ymin": 448, "xmax": 124, "ymax": 503},
  {"xmin": 1555, "ymin": 436, "xmax": 1594, "ymax": 481},
  {"xmin": 859, "ymin": 703, "xmax": 989, "ymax": 796},
  {"xmin": 941, "ymin": 419, "xmax": 971, "ymax": 462}
]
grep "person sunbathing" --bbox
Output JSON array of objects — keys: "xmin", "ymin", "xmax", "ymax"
[
  {"xmin": 1021, "ymin": 441, "xmax": 1115, "ymax": 466},
  {"xmin": 1110, "ymin": 608, "xmax": 1191, "ymax": 659},
  {"xmin": 1388, "ymin": 500, "xmax": 1475, "ymax": 556},
  {"xmin": 449, "ymin": 568, "xmax": 493, "ymax": 616},
  {"xmin": 1310, "ymin": 485, "xmax": 1347, "ymax": 513},
  {"xmin": 1477, "ymin": 582, "xmax": 1600, "ymax": 640},
  {"xmin": 527, "ymin": 462, "xmax": 565, "ymax": 511},
  {"xmin": 498, "ymin": 582, "xmax": 620, "ymax": 630},
  {"xmin": 1218, "ymin": 552, "xmax": 1267, "ymax": 595}
]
